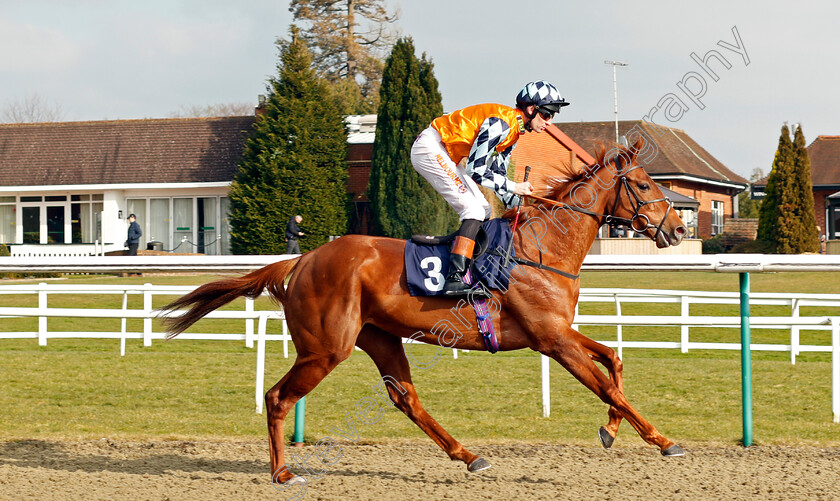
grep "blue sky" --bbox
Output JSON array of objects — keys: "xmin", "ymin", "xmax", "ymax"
[{"xmin": 3, "ymin": 0, "xmax": 838, "ymax": 180}]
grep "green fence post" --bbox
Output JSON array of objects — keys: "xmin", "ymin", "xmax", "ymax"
[
  {"xmin": 740, "ymin": 272, "xmax": 753, "ymax": 446},
  {"xmin": 293, "ymin": 397, "xmax": 305, "ymax": 446}
]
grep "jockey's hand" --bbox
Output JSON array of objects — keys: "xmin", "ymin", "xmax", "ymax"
[{"xmin": 512, "ymin": 181, "xmax": 534, "ymax": 196}]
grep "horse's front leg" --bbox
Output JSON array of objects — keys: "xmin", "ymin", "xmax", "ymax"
[
  {"xmin": 540, "ymin": 325, "xmax": 684, "ymax": 456},
  {"xmin": 576, "ymin": 335, "xmax": 626, "ymax": 448}
]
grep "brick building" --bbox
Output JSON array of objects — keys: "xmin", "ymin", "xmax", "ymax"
[
  {"xmin": 513, "ymin": 120, "xmax": 748, "ymax": 239},
  {"xmin": 346, "ymin": 115, "xmax": 376, "ymax": 234}
]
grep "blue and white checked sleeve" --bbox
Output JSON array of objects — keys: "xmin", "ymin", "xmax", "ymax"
[{"xmin": 465, "ymin": 117, "xmax": 520, "ymax": 208}]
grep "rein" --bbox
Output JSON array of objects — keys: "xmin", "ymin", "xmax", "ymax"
[
  {"xmin": 524, "ymin": 163, "xmax": 675, "ymax": 241},
  {"xmin": 488, "ymin": 248, "xmax": 580, "ymax": 280},
  {"xmin": 501, "ymin": 160, "xmax": 676, "ymax": 280}
]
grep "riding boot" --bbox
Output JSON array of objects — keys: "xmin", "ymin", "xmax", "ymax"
[{"xmin": 443, "ymin": 219, "xmax": 489, "ymax": 298}]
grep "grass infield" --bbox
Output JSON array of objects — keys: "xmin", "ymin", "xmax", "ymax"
[{"xmin": 0, "ymin": 271, "xmax": 839, "ymax": 446}]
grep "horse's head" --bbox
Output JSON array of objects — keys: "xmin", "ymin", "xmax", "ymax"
[{"xmin": 603, "ymin": 140, "xmax": 687, "ymax": 248}]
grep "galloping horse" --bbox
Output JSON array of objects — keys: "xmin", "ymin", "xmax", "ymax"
[{"xmin": 160, "ymin": 139, "xmax": 688, "ymax": 486}]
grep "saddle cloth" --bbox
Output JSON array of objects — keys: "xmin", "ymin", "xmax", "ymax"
[{"xmin": 404, "ymin": 218, "xmax": 516, "ymax": 297}]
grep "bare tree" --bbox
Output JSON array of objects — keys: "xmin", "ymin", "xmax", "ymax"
[
  {"xmin": 2, "ymin": 94, "xmax": 64, "ymax": 123},
  {"xmin": 168, "ymin": 102, "xmax": 256, "ymax": 118},
  {"xmin": 290, "ymin": 0, "xmax": 400, "ymax": 114}
]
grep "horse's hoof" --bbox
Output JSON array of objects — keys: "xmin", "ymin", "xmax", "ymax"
[
  {"xmin": 286, "ymin": 475, "xmax": 307, "ymax": 485},
  {"xmin": 661, "ymin": 444, "xmax": 685, "ymax": 457},
  {"xmin": 468, "ymin": 457, "xmax": 492, "ymax": 472},
  {"xmin": 272, "ymin": 473, "xmax": 306, "ymax": 492},
  {"xmin": 598, "ymin": 426, "xmax": 615, "ymax": 449}
]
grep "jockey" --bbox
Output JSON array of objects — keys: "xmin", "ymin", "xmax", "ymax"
[{"xmin": 411, "ymin": 80, "xmax": 570, "ymax": 297}]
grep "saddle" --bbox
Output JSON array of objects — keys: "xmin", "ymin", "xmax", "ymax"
[
  {"xmin": 407, "ymin": 222, "xmax": 503, "ymax": 353},
  {"xmin": 410, "ymin": 226, "xmax": 490, "ymax": 257}
]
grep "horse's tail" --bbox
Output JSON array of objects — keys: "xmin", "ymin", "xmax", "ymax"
[{"xmin": 159, "ymin": 257, "xmax": 301, "ymax": 339}]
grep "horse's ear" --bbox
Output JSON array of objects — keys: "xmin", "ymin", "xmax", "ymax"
[{"xmin": 629, "ymin": 137, "xmax": 645, "ymax": 161}]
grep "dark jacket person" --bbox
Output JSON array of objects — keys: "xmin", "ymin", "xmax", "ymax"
[
  {"xmin": 285, "ymin": 215, "xmax": 304, "ymax": 254},
  {"xmin": 126, "ymin": 214, "xmax": 142, "ymax": 256}
]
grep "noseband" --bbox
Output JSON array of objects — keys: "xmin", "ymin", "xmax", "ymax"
[{"xmin": 524, "ymin": 158, "xmax": 675, "ymax": 242}]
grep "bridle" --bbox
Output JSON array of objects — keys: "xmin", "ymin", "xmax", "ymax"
[{"xmin": 524, "ymin": 157, "xmax": 675, "ymax": 244}]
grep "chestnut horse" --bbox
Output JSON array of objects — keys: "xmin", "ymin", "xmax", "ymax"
[{"xmin": 160, "ymin": 140, "xmax": 688, "ymax": 486}]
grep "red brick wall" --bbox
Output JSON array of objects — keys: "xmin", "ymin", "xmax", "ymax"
[
  {"xmin": 347, "ymin": 143, "xmax": 373, "ymax": 201},
  {"xmin": 814, "ymin": 189, "xmax": 831, "ymax": 235}
]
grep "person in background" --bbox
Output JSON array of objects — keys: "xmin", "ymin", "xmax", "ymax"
[
  {"xmin": 126, "ymin": 214, "xmax": 142, "ymax": 256},
  {"xmin": 285, "ymin": 215, "xmax": 304, "ymax": 254}
]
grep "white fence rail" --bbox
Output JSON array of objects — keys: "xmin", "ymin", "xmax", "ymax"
[
  {"xmin": 2, "ymin": 253, "xmax": 840, "ymax": 274},
  {"xmin": 577, "ymin": 288, "xmax": 840, "ymax": 363},
  {"xmin": 1, "ymin": 279, "xmax": 839, "ymax": 421}
]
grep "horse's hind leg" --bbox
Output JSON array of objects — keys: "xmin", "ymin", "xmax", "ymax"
[
  {"xmin": 265, "ymin": 350, "xmax": 351, "ymax": 485},
  {"xmin": 544, "ymin": 326, "xmax": 683, "ymax": 456},
  {"xmin": 577, "ymin": 336, "xmax": 625, "ymax": 448},
  {"xmin": 355, "ymin": 325, "xmax": 489, "ymax": 472}
]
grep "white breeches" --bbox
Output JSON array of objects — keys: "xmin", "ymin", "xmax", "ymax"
[{"xmin": 410, "ymin": 127, "xmax": 492, "ymax": 222}]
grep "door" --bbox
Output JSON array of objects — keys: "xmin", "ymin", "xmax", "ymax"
[
  {"xmin": 173, "ymin": 198, "xmax": 193, "ymax": 252},
  {"xmin": 46, "ymin": 206, "xmax": 65, "ymax": 244},
  {"xmin": 198, "ymin": 197, "xmax": 217, "ymax": 255},
  {"xmin": 22, "ymin": 206, "xmax": 40, "ymax": 244},
  {"xmin": 149, "ymin": 198, "xmax": 170, "ymax": 250}
]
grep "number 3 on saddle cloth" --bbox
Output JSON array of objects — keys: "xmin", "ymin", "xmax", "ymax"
[{"xmin": 404, "ymin": 219, "xmax": 517, "ymax": 353}]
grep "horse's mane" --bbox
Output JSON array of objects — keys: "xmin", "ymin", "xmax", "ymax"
[{"xmin": 504, "ymin": 140, "xmax": 639, "ymax": 221}]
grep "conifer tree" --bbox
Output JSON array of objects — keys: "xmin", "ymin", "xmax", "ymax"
[
  {"xmin": 790, "ymin": 125, "xmax": 820, "ymax": 253},
  {"xmin": 368, "ymin": 37, "xmax": 458, "ymax": 238},
  {"xmin": 758, "ymin": 125, "xmax": 793, "ymax": 252},
  {"xmin": 228, "ymin": 27, "xmax": 348, "ymax": 254}
]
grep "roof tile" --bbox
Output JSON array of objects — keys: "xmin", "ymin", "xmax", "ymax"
[{"xmin": 0, "ymin": 117, "xmax": 256, "ymax": 186}]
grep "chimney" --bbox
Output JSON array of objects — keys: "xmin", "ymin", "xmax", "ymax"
[{"xmin": 255, "ymin": 94, "xmax": 267, "ymax": 117}]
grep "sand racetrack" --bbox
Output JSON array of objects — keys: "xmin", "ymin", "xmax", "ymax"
[{"xmin": 1, "ymin": 439, "xmax": 838, "ymax": 500}]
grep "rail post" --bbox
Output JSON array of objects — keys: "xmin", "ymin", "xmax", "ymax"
[
  {"xmin": 740, "ymin": 272, "xmax": 753, "ymax": 446},
  {"xmin": 541, "ymin": 354, "xmax": 550, "ymax": 417},
  {"xmin": 833, "ymin": 317, "xmax": 839, "ymax": 424},
  {"xmin": 680, "ymin": 294, "xmax": 690, "ymax": 353},
  {"xmin": 38, "ymin": 282, "xmax": 47, "ymax": 346},
  {"xmin": 120, "ymin": 290, "xmax": 128, "ymax": 356},
  {"xmin": 255, "ymin": 313, "xmax": 267, "ymax": 414},
  {"xmin": 293, "ymin": 397, "xmax": 306, "ymax": 446},
  {"xmin": 143, "ymin": 283, "xmax": 152, "ymax": 346},
  {"xmin": 245, "ymin": 297, "xmax": 255, "ymax": 349}
]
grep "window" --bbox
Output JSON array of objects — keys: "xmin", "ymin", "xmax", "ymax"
[
  {"xmin": 71, "ymin": 195, "xmax": 101, "ymax": 244},
  {"xmin": 0, "ymin": 199, "xmax": 14, "ymax": 244},
  {"xmin": 126, "ymin": 196, "xmax": 230, "ymax": 254},
  {"xmin": 711, "ymin": 200, "xmax": 724, "ymax": 235},
  {"xmin": 833, "ymin": 206, "xmax": 840, "ymax": 238},
  {"xmin": 678, "ymin": 209, "xmax": 697, "ymax": 238}
]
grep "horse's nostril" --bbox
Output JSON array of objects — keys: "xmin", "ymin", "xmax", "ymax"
[{"xmin": 675, "ymin": 226, "xmax": 686, "ymax": 236}]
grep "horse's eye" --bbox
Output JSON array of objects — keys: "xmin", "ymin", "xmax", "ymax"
[{"xmin": 639, "ymin": 183, "xmax": 650, "ymax": 191}]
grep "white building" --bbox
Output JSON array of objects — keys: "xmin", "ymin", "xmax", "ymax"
[{"xmin": 0, "ymin": 116, "xmax": 256, "ymax": 256}]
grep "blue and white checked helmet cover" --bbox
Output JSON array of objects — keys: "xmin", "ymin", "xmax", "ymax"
[{"xmin": 516, "ymin": 80, "xmax": 568, "ymax": 111}]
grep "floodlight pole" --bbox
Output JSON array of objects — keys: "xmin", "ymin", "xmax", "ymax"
[{"xmin": 604, "ymin": 60, "xmax": 628, "ymax": 143}]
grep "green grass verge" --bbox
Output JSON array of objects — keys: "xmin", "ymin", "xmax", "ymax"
[{"xmin": 0, "ymin": 271, "xmax": 838, "ymax": 445}]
